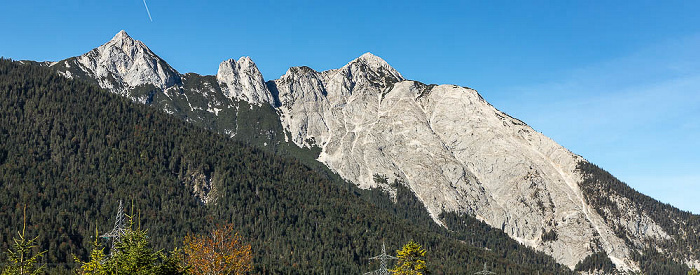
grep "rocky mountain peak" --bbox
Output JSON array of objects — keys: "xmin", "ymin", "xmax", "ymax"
[
  {"xmin": 353, "ymin": 52, "xmax": 403, "ymax": 79},
  {"xmin": 319, "ymin": 52, "xmax": 405, "ymax": 97},
  {"xmin": 216, "ymin": 56, "xmax": 273, "ymax": 105},
  {"xmin": 348, "ymin": 52, "xmax": 404, "ymax": 80},
  {"xmin": 112, "ymin": 30, "xmax": 132, "ymax": 41},
  {"xmin": 53, "ymin": 30, "xmax": 181, "ymax": 96},
  {"xmin": 100, "ymin": 30, "xmax": 151, "ymax": 63},
  {"xmin": 47, "ymin": 30, "xmax": 700, "ymax": 272},
  {"xmin": 276, "ymin": 53, "xmax": 404, "ymax": 92}
]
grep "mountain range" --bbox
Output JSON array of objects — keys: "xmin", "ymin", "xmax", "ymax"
[
  {"xmin": 0, "ymin": 55, "xmax": 572, "ymax": 274},
  {"xmin": 13, "ymin": 30, "xmax": 700, "ymax": 272}
]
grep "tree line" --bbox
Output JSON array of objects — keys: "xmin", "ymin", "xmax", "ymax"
[{"xmin": 0, "ymin": 58, "xmax": 610, "ymax": 274}]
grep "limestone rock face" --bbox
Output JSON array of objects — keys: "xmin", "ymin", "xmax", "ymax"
[
  {"xmin": 273, "ymin": 52, "xmax": 405, "ymax": 148},
  {"xmin": 53, "ymin": 30, "xmax": 274, "ymax": 128},
  {"xmin": 56, "ymin": 30, "xmax": 181, "ymax": 95},
  {"xmin": 216, "ymin": 57, "xmax": 273, "ymax": 105},
  {"xmin": 271, "ymin": 54, "xmax": 671, "ymax": 270},
  {"xmin": 51, "ymin": 31, "xmax": 695, "ymax": 272}
]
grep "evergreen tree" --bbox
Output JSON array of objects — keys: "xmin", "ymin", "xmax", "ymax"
[
  {"xmin": 1, "ymin": 208, "xmax": 45, "ymax": 275},
  {"xmin": 74, "ymin": 217, "xmax": 185, "ymax": 275},
  {"xmin": 390, "ymin": 240, "xmax": 427, "ymax": 275},
  {"xmin": 0, "ymin": 58, "xmax": 577, "ymax": 274},
  {"xmin": 73, "ymin": 236, "xmax": 107, "ymax": 275}
]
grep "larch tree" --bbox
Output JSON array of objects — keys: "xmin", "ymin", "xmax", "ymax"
[{"xmin": 182, "ymin": 224, "xmax": 252, "ymax": 275}]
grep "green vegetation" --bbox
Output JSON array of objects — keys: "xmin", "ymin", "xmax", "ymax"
[
  {"xmin": 0, "ymin": 58, "xmax": 606, "ymax": 274},
  {"xmin": 577, "ymin": 161, "xmax": 699, "ymax": 273},
  {"xmin": 390, "ymin": 240, "xmax": 427, "ymax": 275},
  {"xmin": 573, "ymin": 251, "xmax": 615, "ymax": 273},
  {"xmin": 631, "ymin": 247, "xmax": 690, "ymax": 275},
  {"xmin": 1, "ymin": 209, "xmax": 45, "ymax": 275},
  {"xmin": 74, "ymin": 219, "xmax": 251, "ymax": 275},
  {"xmin": 149, "ymin": 72, "xmax": 331, "ymax": 178},
  {"xmin": 540, "ymin": 229, "xmax": 557, "ymax": 242},
  {"xmin": 75, "ymin": 224, "xmax": 186, "ymax": 275},
  {"xmin": 440, "ymin": 211, "xmax": 569, "ymax": 273}
]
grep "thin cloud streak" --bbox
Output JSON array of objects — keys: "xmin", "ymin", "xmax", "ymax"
[{"xmin": 143, "ymin": 0, "xmax": 153, "ymax": 22}]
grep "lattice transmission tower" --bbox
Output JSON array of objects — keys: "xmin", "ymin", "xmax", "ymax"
[
  {"xmin": 474, "ymin": 262, "xmax": 496, "ymax": 274},
  {"xmin": 100, "ymin": 200, "xmax": 127, "ymax": 255},
  {"xmin": 364, "ymin": 242, "xmax": 398, "ymax": 275}
]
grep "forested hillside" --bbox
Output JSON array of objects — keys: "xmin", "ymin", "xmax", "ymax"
[
  {"xmin": 577, "ymin": 161, "xmax": 699, "ymax": 274},
  {"xmin": 0, "ymin": 58, "xmax": 575, "ymax": 274}
]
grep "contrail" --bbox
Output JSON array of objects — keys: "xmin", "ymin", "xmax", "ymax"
[{"xmin": 143, "ymin": 0, "xmax": 153, "ymax": 22}]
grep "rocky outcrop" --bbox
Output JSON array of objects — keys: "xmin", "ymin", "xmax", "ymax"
[
  {"xmin": 273, "ymin": 52, "xmax": 404, "ymax": 148},
  {"xmin": 51, "ymin": 31, "xmax": 697, "ymax": 272},
  {"xmin": 271, "ymin": 55, "xmax": 666, "ymax": 270},
  {"xmin": 216, "ymin": 56, "xmax": 273, "ymax": 105},
  {"xmin": 54, "ymin": 30, "xmax": 181, "ymax": 95}
]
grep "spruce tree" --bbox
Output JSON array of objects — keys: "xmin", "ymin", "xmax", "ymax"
[{"xmin": 1, "ymin": 208, "xmax": 46, "ymax": 275}]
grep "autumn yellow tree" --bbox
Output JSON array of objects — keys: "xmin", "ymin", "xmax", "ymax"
[
  {"xmin": 182, "ymin": 224, "xmax": 252, "ymax": 275},
  {"xmin": 390, "ymin": 240, "xmax": 428, "ymax": 275}
]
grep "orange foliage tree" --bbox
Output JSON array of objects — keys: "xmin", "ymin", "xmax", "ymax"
[{"xmin": 182, "ymin": 224, "xmax": 253, "ymax": 275}]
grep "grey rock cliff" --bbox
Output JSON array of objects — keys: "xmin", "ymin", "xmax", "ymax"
[
  {"xmin": 271, "ymin": 54, "xmax": 674, "ymax": 271},
  {"xmin": 54, "ymin": 30, "xmax": 181, "ymax": 95},
  {"xmin": 217, "ymin": 56, "xmax": 273, "ymax": 105},
  {"xmin": 51, "ymin": 31, "xmax": 699, "ymax": 271}
]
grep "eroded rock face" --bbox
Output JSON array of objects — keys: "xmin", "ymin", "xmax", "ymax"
[
  {"xmin": 271, "ymin": 55, "xmax": 671, "ymax": 270},
  {"xmin": 53, "ymin": 31, "xmax": 274, "ymax": 125},
  {"xmin": 216, "ymin": 57, "xmax": 273, "ymax": 105},
  {"xmin": 56, "ymin": 30, "xmax": 181, "ymax": 95},
  {"xmin": 273, "ymin": 52, "xmax": 405, "ymax": 148},
  {"xmin": 52, "ymin": 31, "xmax": 688, "ymax": 271}
]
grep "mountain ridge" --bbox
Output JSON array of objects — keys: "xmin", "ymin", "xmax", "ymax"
[
  {"xmin": 0, "ymin": 57, "xmax": 575, "ymax": 274},
  {"xmin": 47, "ymin": 30, "xmax": 700, "ymax": 272},
  {"xmin": 52, "ymin": 30, "xmax": 181, "ymax": 96}
]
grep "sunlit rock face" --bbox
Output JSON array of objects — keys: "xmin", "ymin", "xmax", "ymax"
[
  {"xmin": 271, "ymin": 53, "xmax": 670, "ymax": 271},
  {"xmin": 55, "ymin": 30, "xmax": 181, "ymax": 95},
  {"xmin": 217, "ymin": 56, "xmax": 273, "ymax": 105},
  {"xmin": 54, "ymin": 31, "xmax": 687, "ymax": 271}
]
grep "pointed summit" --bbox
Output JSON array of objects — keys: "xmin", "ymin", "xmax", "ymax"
[
  {"xmin": 104, "ymin": 30, "xmax": 145, "ymax": 53},
  {"xmin": 53, "ymin": 30, "xmax": 181, "ymax": 95},
  {"xmin": 319, "ymin": 52, "xmax": 404, "ymax": 93},
  {"xmin": 355, "ymin": 52, "xmax": 390, "ymax": 68},
  {"xmin": 343, "ymin": 52, "xmax": 404, "ymax": 84},
  {"xmin": 216, "ymin": 56, "xmax": 274, "ymax": 105},
  {"xmin": 112, "ymin": 30, "xmax": 132, "ymax": 41}
]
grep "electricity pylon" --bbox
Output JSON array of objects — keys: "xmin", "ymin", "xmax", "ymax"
[
  {"xmin": 100, "ymin": 200, "xmax": 127, "ymax": 255},
  {"xmin": 364, "ymin": 242, "xmax": 397, "ymax": 275},
  {"xmin": 474, "ymin": 262, "xmax": 496, "ymax": 274}
]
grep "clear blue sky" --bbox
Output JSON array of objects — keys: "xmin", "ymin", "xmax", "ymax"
[{"xmin": 2, "ymin": 1, "xmax": 698, "ymax": 213}]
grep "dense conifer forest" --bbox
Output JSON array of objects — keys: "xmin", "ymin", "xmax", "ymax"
[
  {"xmin": 0, "ymin": 57, "xmax": 695, "ymax": 274},
  {"xmin": 0, "ymin": 58, "xmax": 576, "ymax": 274},
  {"xmin": 3, "ymin": 57, "xmax": 697, "ymax": 274}
]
